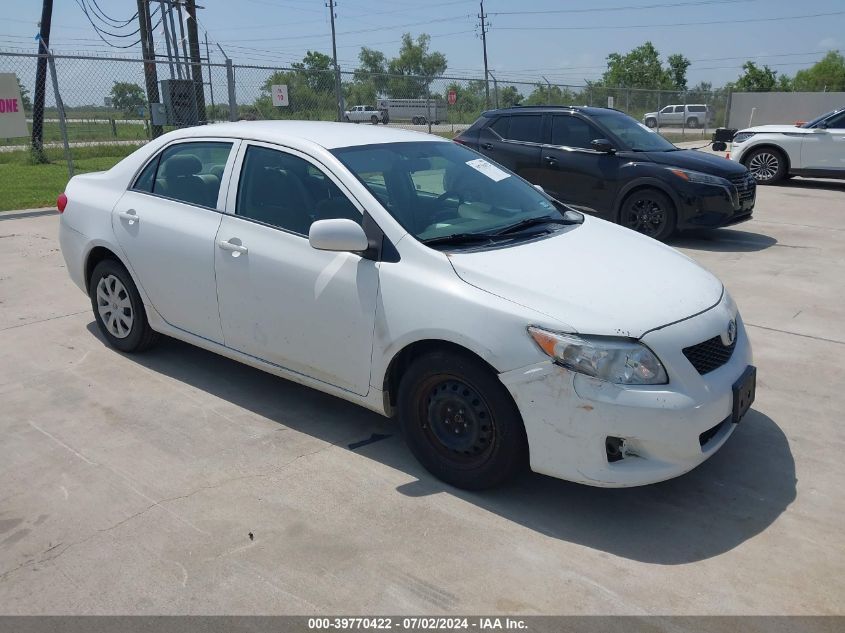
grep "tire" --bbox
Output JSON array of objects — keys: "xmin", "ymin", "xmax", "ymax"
[
  {"xmin": 412, "ymin": 116, "xmax": 420, "ymax": 125},
  {"xmin": 686, "ymin": 117, "xmax": 699, "ymax": 129},
  {"xmin": 434, "ymin": 120, "xmax": 441, "ymax": 125},
  {"xmin": 397, "ymin": 351, "xmax": 528, "ymax": 490},
  {"xmin": 743, "ymin": 147, "xmax": 787, "ymax": 184},
  {"xmin": 344, "ymin": 115, "xmax": 350, "ymax": 123},
  {"xmin": 89, "ymin": 258, "xmax": 158, "ymax": 353},
  {"xmin": 370, "ymin": 115, "xmax": 379, "ymax": 125},
  {"xmin": 620, "ymin": 188, "xmax": 677, "ymax": 241},
  {"xmin": 645, "ymin": 118, "xmax": 657, "ymax": 129}
]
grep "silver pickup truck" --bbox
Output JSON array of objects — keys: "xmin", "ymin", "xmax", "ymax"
[{"xmin": 343, "ymin": 105, "xmax": 389, "ymax": 124}]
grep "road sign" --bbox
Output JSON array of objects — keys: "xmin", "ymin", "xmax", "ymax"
[
  {"xmin": 448, "ymin": 90, "xmax": 457, "ymax": 105},
  {"xmin": 607, "ymin": 95, "xmax": 614, "ymax": 108},
  {"xmin": 272, "ymin": 84, "xmax": 289, "ymax": 107},
  {"xmin": 0, "ymin": 73, "xmax": 28, "ymax": 138}
]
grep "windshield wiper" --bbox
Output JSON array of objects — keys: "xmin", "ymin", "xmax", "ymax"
[
  {"xmin": 492, "ymin": 215, "xmax": 573, "ymax": 235},
  {"xmin": 420, "ymin": 232, "xmax": 500, "ymax": 247}
]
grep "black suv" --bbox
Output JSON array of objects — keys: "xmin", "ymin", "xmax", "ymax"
[{"xmin": 455, "ymin": 106, "xmax": 755, "ymax": 240}]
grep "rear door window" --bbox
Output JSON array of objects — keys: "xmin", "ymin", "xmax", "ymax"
[
  {"xmin": 507, "ymin": 115, "xmax": 543, "ymax": 143},
  {"xmin": 674, "ymin": 106, "xmax": 685, "ymax": 113},
  {"xmin": 153, "ymin": 142, "xmax": 233, "ymax": 208}
]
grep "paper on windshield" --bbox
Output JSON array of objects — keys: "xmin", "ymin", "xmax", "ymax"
[{"xmin": 465, "ymin": 158, "xmax": 510, "ymax": 182}]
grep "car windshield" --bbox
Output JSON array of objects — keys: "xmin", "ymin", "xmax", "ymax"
[
  {"xmin": 332, "ymin": 141, "xmax": 581, "ymax": 246},
  {"xmin": 801, "ymin": 109, "xmax": 840, "ymax": 128},
  {"xmin": 591, "ymin": 111, "xmax": 677, "ymax": 152}
]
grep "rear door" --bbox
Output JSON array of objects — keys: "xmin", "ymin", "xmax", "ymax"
[
  {"xmin": 533, "ymin": 113, "xmax": 620, "ymax": 217},
  {"xmin": 476, "ymin": 113, "xmax": 543, "ymax": 182},
  {"xmin": 112, "ymin": 139, "xmax": 238, "ymax": 343}
]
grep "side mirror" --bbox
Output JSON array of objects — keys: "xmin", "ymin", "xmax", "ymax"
[
  {"xmin": 309, "ymin": 219, "xmax": 369, "ymax": 253},
  {"xmin": 591, "ymin": 138, "xmax": 615, "ymax": 153},
  {"xmin": 814, "ymin": 123, "xmax": 829, "ymax": 131}
]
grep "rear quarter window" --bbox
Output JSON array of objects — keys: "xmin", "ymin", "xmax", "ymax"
[
  {"xmin": 688, "ymin": 105, "xmax": 706, "ymax": 113},
  {"xmin": 508, "ymin": 115, "xmax": 542, "ymax": 143}
]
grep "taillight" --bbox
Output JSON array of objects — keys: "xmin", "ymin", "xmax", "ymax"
[{"xmin": 57, "ymin": 192, "xmax": 67, "ymax": 213}]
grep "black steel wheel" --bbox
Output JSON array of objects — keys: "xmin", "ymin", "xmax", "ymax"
[
  {"xmin": 398, "ymin": 351, "xmax": 527, "ymax": 489},
  {"xmin": 621, "ymin": 188, "xmax": 676, "ymax": 241}
]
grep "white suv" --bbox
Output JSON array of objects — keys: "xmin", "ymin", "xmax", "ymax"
[
  {"xmin": 730, "ymin": 107, "xmax": 845, "ymax": 184},
  {"xmin": 344, "ymin": 105, "xmax": 388, "ymax": 124},
  {"xmin": 643, "ymin": 104, "xmax": 713, "ymax": 129}
]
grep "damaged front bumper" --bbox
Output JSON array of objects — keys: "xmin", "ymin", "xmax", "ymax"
[{"xmin": 499, "ymin": 298, "xmax": 753, "ymax": 487}]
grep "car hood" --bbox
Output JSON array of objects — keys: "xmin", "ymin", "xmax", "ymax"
[
  {"xmin": 641, "ymin": 148, "xmax": 747, "ymax": 177},
  {"xmin": 739, "ymin": 124, "xmax": 809, "ymax": 134},
  {"xmin": 448, "ymin": 217, "xmax": 723, "ymax": 339}
]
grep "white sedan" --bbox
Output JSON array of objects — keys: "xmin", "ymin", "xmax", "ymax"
[
  {"xmin": 58, "ymin": 121, "xmax": 755, "ymax": 489},
  {"xmin": 730, "ymin": 107, "xmax": 845, "ymax": 183}
]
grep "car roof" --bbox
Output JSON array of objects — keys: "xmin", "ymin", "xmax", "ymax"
[
  {"xmin": 166, "ymin": 120, "xmax": 445, "ymax": 150},
  {"xmin": 481, "ymin": 105, "xmax": 628, "ymax": 117}
]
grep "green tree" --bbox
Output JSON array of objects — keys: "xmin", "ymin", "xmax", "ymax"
[
  {"xmin": 387, "ymin": 33, "xmax": 447, "ymax": 98},
  {"xmin": 601, "ymin": 42, "xmax": 673, "ymax": 89},
  {"xmin": 109, "ymin": 81, "xmax": 146, "ymax": 117},
  {"xmin": 499, "ymin": 85, "xmax": 522, "ymax": 108},
  {"xmin": 524, "ymin": 83, "xmax": 580, "ymax": 106},
  {"xmin": 666, "ymin": 53, "xmax": 691, "ymax": 90},
  {"xmin": 17, "ymin": 77, "xmax": 32, "ymax": 112},
  {"xmin": 353, "ymin": 47, "xmax": 389, "ymax": 96},
  {"xmin": 291, "ymin": 50, "xmax": 334, "ymax": 93},
  {"xmin": 732, "ymin": 61, "xmax": 779, "ymax": 92},
  {"xmin": 792, "ymin": 51, "xmax": 845, "ymax": 91}
]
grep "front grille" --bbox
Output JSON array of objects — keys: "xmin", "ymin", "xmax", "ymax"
[
  {"xmin": 683, "ymin": 334, "xmax": 736, "ymax": 375},
  {"xmin": 729, "ymin": 172, "xmax": 756, "ymax": 203}
]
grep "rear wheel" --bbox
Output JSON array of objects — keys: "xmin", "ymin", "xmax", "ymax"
[
  {"xmin": 620, "ymin": 188, "xmax": 677, "ymax": 241},
  {"xmin": 370, "ymin": 115, "xmax": 379, "ymax": 124},
  {"xmin": 89, "ymin": 259, "xmax": 158, "ymax": 352},
  {"xmin": 397, "ymin": 351, "xmax": 527, "ymax": 489},
  {"xmin": 743, "ymin": 147, "xmax": 787, "ymax": 184},
  {"xmin": 686, "ymin": 117, "xmax": 699, "ymax": 129}
]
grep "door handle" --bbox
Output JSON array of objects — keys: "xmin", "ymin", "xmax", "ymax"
[
  {"xmin": 543, "ymin": 156, "xmax": 558, "ymax": 167},
  {"xmin": 482, "ymin": 142, "xmax": 494, "ymax": 150},
  {"xmin": 218, "ymin": 239, "xmax": 248, "ymax": 255},
  {"xmin": 118, "ymin": 209, "xmax": 139, "ymax": 224}
]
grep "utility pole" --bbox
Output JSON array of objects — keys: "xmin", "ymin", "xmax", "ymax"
[
  {"xmin": 327, "ymin": 0, "xmax": 343, "ymax": 122},
  {"xmin": 479, "ymin": 0, "xmax": 490, "ymax": 109},
  {"xmin": 31, "ymin": 0, "xmax": 53, "ymax": 162},
  {"xmin": 185, "ymin": 0, "xmax": 207, "ymax": 123},
  {"xmin": 137, "ymin": 0, "xmax": 163, "ymax": 138}
]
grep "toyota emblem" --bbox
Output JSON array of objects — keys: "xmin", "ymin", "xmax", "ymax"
[{"xmin": 726, "ymin": 319, "xmax": 737, "ymax": 345}]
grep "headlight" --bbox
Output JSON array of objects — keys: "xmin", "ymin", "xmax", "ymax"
[
  {"xmin": 528, "ymin": 327, "xmax": 668, "ymax": 385},
  {"xmin": 732, "ymin": 132, "xmax": 755, "ymax": 144},
  {"xmin": 667, "ymin": 168, "xmax": 728, "ymax": 186}
]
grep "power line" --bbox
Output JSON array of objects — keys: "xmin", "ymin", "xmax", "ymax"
[{"xmin": 489, "ymin": 0, "xmax": 755, "ymax": 16}]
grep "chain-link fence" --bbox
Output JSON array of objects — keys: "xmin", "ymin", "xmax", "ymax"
[{"xmin": 0, "ymin": 50, "xmax": 731, "ymax": 176}]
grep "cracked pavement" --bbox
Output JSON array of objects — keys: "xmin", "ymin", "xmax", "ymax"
[{"xmin": 0, "ymin": 178, "xmax": 844, "ymax": 614}]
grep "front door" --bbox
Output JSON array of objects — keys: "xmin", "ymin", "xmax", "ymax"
[
  {"xmin": 214, "ymin": 142, "xmax": 379, "ymax": 396},
  {"xmin": 802, "ymin": 111, "xmax": 845, "ymax": 172},
  {"xmin": 112, "ymin": 140, "xmax": 237, "ymax": 343},
  {"xmin": 533, "ymin": 114, "xmax": 619, "ymax": 217}
]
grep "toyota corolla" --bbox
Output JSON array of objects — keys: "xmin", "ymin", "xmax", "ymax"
[{"xmin": 58, "ymin": 121, "xmax": 755, "ymax": 489}]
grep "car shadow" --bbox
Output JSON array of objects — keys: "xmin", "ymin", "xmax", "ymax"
[
  {"xmin": 669, "ymin": 228, "xmax": 777, "ymax": 252},
  {"xmin": 775, "ymin": 178, "xmax": 845, "ymax": 193},
  {"xmin": 88, "ymin": 324, "xmax": 796, "ymax": 566}
]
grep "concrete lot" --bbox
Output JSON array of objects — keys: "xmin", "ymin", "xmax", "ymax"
[{"xmin": 1, "ymin": 180, "xmax": 844, "ymax": 615}]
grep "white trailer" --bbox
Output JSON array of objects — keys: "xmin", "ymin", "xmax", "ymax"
[{"xmin": 378, "ymin": 98, "xmax": 447, "ymax": 125}]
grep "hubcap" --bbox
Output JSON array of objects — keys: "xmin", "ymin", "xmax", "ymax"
[
  {"xmin": 625, "ymin": 198, "xmax": 665, "ymax": 237},
  {"xmin": 422, "ymin": 378, "xmax": 494, "ymax": 462},
  {"xmin": 96, "ymin": 274, "xmax": 133, "ymax": 339},
  {"xmin": 748, "ymin": 152, "xmax": 779, "ymax": 181}
]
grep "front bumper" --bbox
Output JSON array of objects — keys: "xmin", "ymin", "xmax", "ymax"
[
  {"xmin": 674, "ymin": 179, "xmax": 756, "ymax": 230},
  {"xmin": 500, "ymin": 296, "xmax": 753, "ymax": 487}
]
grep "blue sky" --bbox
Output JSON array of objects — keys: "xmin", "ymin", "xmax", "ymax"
[{"xmin": 3, "ymin": 0, "xmax": 844, "ymax": 87}]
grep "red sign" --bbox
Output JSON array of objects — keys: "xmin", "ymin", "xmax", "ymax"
[{"xmin": 448, "ymin": 90, "xmax": 457, "ymax": 105}]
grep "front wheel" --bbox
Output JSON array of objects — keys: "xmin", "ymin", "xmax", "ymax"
[
  {"xmin": 89, "ymin": 259, "xmax": 158, "ymax": 352},
  {"xmin": 620, "ymin": 188, "xmax": 677, "ymax": 241},
  {"xmin": 370, "ymin": 115, "xmax": 379, "ymax": 125},
  {"xmin": 397, "ymin": 351, "xmax": 527, "ymax": 490},
  {"xmin": 744, "ymin": 147, "xmax": 786, "ymax": 184},
  {"xmin": 645, "ymin": 118, "xmax": 657, "ymax": 129}
]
